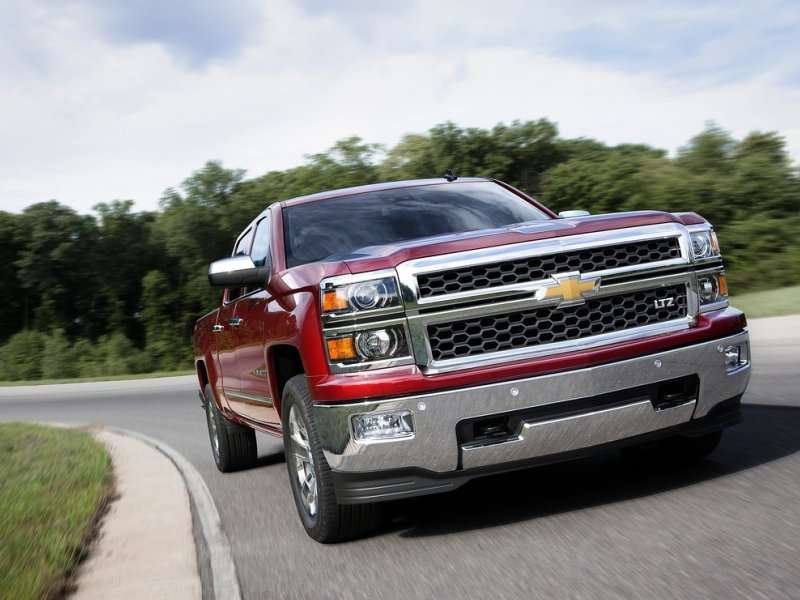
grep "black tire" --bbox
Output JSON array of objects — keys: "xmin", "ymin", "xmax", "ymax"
[
  {"xmin": 623, "ymin": 430, "xmax": 723, "ymax": 465},
  {"xmin": 204, "ymin": 384, "xmax": 257, "ymax": 473},
  {"xmin": 281, "ymin": 375, "xmax": 383, "ymax": 543}
]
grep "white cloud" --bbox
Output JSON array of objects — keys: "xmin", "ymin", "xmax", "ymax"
[{"xmin": 1, "ymin": 0, "xmax": 798, "ymax": 214}]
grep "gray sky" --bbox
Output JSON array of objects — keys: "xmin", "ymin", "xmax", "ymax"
[{"xmin": 2, "ymin": 0, "xmax": 799, "ymax": 213}]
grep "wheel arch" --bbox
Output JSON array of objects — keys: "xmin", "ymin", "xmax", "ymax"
[
  {"xmin": 196, "ymin": 360, "xmax": 209, "ymax": 397},
  {"xmin": 268, "ymin": 344, "xmax": 306, "ymax": 417},
  {"xmin": 196, "ymin": 358, "xmax": 223, "ymax": 411}
]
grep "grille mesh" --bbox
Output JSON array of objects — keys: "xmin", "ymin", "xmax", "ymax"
[
  {"xmin": 417, "ymin": 238, "xmax": 681, "ymax": 298},
  {"xmin": 427, "ymin": 284, "xmax": 687, "ymax": 361}
]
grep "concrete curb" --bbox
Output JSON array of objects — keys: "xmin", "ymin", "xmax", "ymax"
[
  {"xmin": 108, "ymin": 428, "xmax": 242, "ymax": 600},
  {"xmin": 73, "ymin": 430, "xmax": 201, "ymax": 599}
]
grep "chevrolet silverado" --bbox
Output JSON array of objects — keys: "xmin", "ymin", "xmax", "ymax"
[{"xmin": 193, "ymin": 177, "xmax": 750, "ymax": 542}]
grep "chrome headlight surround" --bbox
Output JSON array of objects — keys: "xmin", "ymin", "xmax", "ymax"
[
  {"xmin": 686, "ymin": 225, "xmax": 727, "ymax": 313},
  {"xmin": 689, "ymin": 228, "xmax": 720, "ymax": 261},
  {"xmin": 320, "ymin": 270, "xmax": 403, "ymax": 318},
  {"xmin": 320, "ymin": 270, "xmax": 413, "ymax": 373},
  {"xmin": 324, "ymin": 323, "xmax": 412, "ymax": 370},
  {"xmin": 695, "ymin": 267, "xmax": 729, "ymax": 313}
]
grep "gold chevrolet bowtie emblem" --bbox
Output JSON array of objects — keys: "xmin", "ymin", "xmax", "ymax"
[{"xmin": 540, "ymin": 272, "xmax": 601, "ymax": 305}]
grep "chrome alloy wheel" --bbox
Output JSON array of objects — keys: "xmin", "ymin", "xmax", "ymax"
[
  {"xmin": 289, "ymin": 404, "xmax": 318, "ymax": 517},
  {"xmin": 207, "ymin": 401, "xmax": 220, "ymax": 461}
]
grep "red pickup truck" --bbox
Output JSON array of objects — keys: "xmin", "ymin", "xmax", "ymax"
[{"xmin": 193, "ymin": 177, "xmax": 750, "ymax": 542}]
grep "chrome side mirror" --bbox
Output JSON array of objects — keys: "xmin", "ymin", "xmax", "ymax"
[
  {"xmin": 558, "ymin": 210, "xmax": 591, "ymax": 218},
  {"xmin": 208, "ymin": 255, "xmax": 269, "ymax": 288}
]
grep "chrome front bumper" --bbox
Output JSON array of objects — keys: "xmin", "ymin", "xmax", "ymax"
[{"xmin": 312, "ymin": 331, "xmax": 750, "ymax": 476}]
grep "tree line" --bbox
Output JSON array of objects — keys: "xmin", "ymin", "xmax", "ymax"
[{"xmin": 1, "ymin": 120, "xmax": 798, "ymax": 380}]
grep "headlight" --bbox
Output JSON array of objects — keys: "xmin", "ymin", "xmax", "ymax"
[
  {"xmin": 697, "ymin": 272, "xmax": 728, "ymax": 306},
  {"xmin": 321, "ymin": 276, "xmax": 401, "ymax": 314},
  {"xmin": 690, "ymin": 230, "xmax": 720, "ymax": 260},
  {"xmin": 326, "ymin": 326, "xmax": 409, "ymax": 364}
]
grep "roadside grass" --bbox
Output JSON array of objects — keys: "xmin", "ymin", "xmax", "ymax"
[
  {"xmin": 0, "ymin": 369, "xmax": 194, "ymax": 387},
  {"xmin": 0, "ymin": 423, "xmax": 111, "ymax": 600},
  {"xmin": 729, "ymin": 285, "xmax": 800, "ymax": 318}
]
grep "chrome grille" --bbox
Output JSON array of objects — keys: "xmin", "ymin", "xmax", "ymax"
[
  {"xmin": 427, "ymin": 284, "xmax": 688, "ymax": 361},
  {"xmin": 417, "ymin": 238, "xmax": 681, "ymax": 298}
]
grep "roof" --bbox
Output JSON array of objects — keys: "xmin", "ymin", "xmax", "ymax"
[{"xmin": 278, "ymin": 177, "xmax": 492, "ymax": 208}]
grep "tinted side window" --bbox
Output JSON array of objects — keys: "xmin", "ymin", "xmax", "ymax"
[
  {"xmin": 233, "ymin": 229, "xmax": 253, "ymax": 256},
  {"xmin": 251, "ymin": 217, "xmax": 271, "ymax": 268},
  {"xmin": 227, "ymin": 228, "xmax": 253, "ymax": 301}
]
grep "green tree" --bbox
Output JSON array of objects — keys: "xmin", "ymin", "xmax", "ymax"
[
  {"xmin": 14, "ymin": 202, "xmax": 101, "ymax": 339},
  {"xmin": 0, "ymin": 212, "xmax": 24, "ymax": 335},
  {"xmin": 140, "ymin": 270, "xmax": 187, "ymax": 370},
  {"xmin": 41, "ymin": 329, "xmax": 78, "ymax": 379},
  {"xmin": 0, "ymin": 331, "xmax": 47, "ymax": 381},
  {"xmin": 93, "ymin": 200, "xmax": 160, "ymax": 343}
]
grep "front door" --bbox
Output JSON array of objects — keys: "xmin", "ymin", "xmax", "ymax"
[
  {"xmin": 223, "ymin": 214, "xmax": 278, "ymax": 426},
  {"xmin": 230, "ymin": 291, "xmax": 278, "ymax": 426},
  {"xmin": 215, "ymin": 300, "xmax": 240, "ymax": 408},
  {"xmin": 215, "ymin": 226, "xmax": 255, "ymax": 410}
]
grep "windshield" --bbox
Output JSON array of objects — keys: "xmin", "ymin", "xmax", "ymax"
[{"xmin": 282, "ymin": 182, "xmax": 549, "ymax": 267}]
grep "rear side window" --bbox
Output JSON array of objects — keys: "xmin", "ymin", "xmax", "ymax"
[{"xmin": 283, "ymin": 181, "xmax": 549, "ymax": 267}]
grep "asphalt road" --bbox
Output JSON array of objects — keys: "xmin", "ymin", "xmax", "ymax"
[{"xmin": 2, "ymin": 316, "xmax": 799, "ymax": 599}]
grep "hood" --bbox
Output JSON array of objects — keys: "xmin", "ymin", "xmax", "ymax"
[{"xmin": 341, "ymin": 210, "xmax": 706, "ymax": 274}]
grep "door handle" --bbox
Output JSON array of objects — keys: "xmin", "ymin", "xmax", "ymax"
[
  {"xmin": 212, "ymin": 324, "xmax": 225, "ymax": 333},
  {"xmin": 228, "ymin": 317, "xmax": 244, "ymax": 327}
]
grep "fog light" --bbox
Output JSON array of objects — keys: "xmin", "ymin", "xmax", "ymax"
[
  {"xmin": 355, "ymin": 329, "xmax": 396, "ymax": 359},
  {"xmin": 722, "ymin": 343, "xmax": 748, "ymax": 371},
  {"xmin": 698, "ymin": 275, "xmax": 719, "ymax": 303},
  {"xmin": 354, "ymin": 327, "xmax": 406, "ymax": 361},
  {"xmin": 352, "ymin": 410, "xmax": 414, "ymax": 441}
]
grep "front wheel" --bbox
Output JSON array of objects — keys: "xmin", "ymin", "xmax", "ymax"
[
  {"xmin": 281, "ymin": 375, "xmax": 382, "ymax": 543},
  {"xmin": 204, "ymin": 384, "xmax": 257, "ymax": 472}
]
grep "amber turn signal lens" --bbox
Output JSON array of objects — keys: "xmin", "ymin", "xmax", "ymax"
[
  {"xmin": 322, "ymin": 289, "xmax": 349, "ymax": 313},
  {"xmin": 326, "ymin": 336, "xmax": 357, "ymax": 361},
  {"xmin": 710, "ymin": 231, "xmax": 720, "ymax": 254},
  {"xmin": 718, "ymin": 274, "xmax": 729, "ymax": 296}
]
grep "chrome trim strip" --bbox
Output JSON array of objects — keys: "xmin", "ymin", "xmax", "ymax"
[
  {"xmin": 226, "ymin": 390, "xmax": 274, "ymax": 407},
  {"xmin": 322, "ymin": 316, "xmax": 410, "ymax": 337},
  {"xmin": 322, "ymin": 306, "xmax": 405, "ymax": 325},
  {"xmin": 700, "ymin": 300, "xmax": 730, "ymax": 314},
  {"xmin": 327, "ymin": 355, "xmax": 415, "ymax": 374}
]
